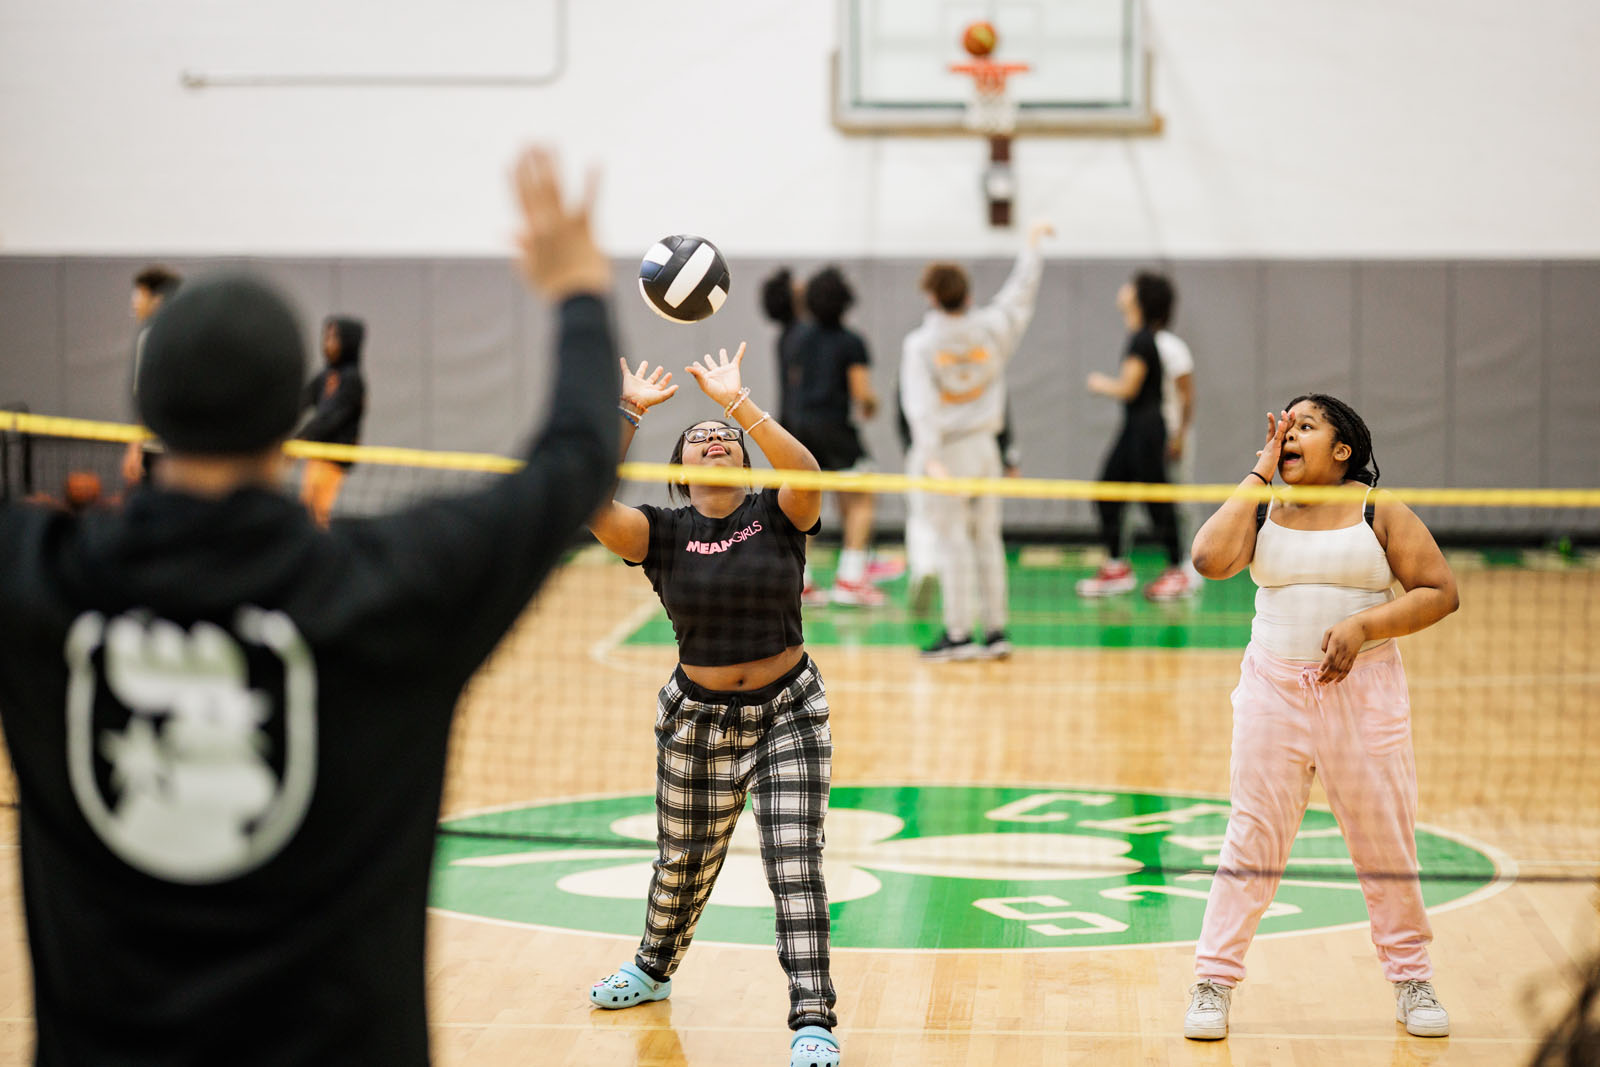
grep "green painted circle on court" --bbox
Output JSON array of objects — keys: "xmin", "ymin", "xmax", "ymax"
[{"xmin": 430, "ymin": 785, "xmax": 1501, "ymax": 950}]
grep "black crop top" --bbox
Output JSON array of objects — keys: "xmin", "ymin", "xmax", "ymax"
[{"xmin": 629, "ymin": 488, "xmax": 820, "ymax": 666}]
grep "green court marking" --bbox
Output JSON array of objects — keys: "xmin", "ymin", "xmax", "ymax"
[
  {"xmin": 430, "ymin": 785, "xmax": 1501, "ymax": 951},
  {"xmin": 620, "ymin": 545, "xmax": 1575, "ymax": 650},
  {"xmin": 622, "ymin": 547, "xmax": 1256, "ymax": 650}
]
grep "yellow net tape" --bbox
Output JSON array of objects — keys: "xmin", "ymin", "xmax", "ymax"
[{"xmin": 6, "ymin": 411, "xmax": 1598, "ymax": 508}]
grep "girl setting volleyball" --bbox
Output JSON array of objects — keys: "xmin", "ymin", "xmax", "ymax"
[
  {"xmin": 1183, "ymin": 394, "xmax": 1460, "ymax": 1041},
  {"xmin": 585, "ymin": 344, "xmax": 841, "ymax": 1067}
]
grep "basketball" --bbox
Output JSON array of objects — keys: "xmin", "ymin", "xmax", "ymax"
[
  {"xmin": 638, "ymin": 234, "xmax": 730, "ymax": 323},
  {"xmin": 962, "ymin": 20, "xmax": 998, "ymax": 58}
]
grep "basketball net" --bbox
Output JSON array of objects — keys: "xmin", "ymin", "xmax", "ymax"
[{"xmin": 950, "ymin": 61, "xmax": 1029, "ymax": 136}]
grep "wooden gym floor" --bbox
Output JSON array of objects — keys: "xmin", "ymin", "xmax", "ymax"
[{"xmin": 0, "ymin": 550, "xmax": 1593, "ymax": 1065}]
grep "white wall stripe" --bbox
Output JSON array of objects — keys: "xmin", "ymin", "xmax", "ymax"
[{"xmin": 663, "ymin": 242, "xmax": 714, "ymax": 308}]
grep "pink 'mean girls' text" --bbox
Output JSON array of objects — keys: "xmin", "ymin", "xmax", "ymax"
[{"xmin": 684, "ymin": 521, "xmax": 764, "ymax": 554}]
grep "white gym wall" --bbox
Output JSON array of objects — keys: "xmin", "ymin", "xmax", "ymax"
[{"xmin": 1, "ymin": 0, "xmax": 1597, "ymax": 257}]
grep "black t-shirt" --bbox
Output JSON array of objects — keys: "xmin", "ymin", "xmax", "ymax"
[
  {"xmin": 631, "ymin": 488, "xmax": 818, "ymax": 666},
  {"xmin": 779, "ymin": 322, "xmax": 869, "ymax": 430},
  {"xmin": 1122, "ymin": 327, "xmax": 1164, "ymax": 424}
]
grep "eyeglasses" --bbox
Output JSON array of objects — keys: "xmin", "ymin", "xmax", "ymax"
[{"xmin": 683, "ymin": 427, "xmax": 743, "ymax": 445}]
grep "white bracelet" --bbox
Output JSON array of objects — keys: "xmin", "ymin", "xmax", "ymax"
[
  {"xmin": 724, "ymin": 388, "xmax": 751, "ymax": 417},
  {"xmin": 745, "ymin": 411, "xmax": 771, "ymax": 434}
]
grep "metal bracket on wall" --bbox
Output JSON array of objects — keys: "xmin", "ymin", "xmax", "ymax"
[{"xmin": 180, "ymin": 0, "xmax": 567, "ymax": 89}]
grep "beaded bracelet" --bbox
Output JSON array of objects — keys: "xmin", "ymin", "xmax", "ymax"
[
  {"xmin": 724, "ymin": 387, "xmax": 752, "ymax": 417},
  {"xmin": 617, "ymin": 404, "xmax": 641, "ymax": 428}
]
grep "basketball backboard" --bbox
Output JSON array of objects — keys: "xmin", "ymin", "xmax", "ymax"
[{"xmin": 833, "ymin": 0, "xmax": 1159, "ymax": 135}]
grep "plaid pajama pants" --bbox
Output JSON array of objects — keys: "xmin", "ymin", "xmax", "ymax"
[{"xmin": 634, "ymin": 654, "xmax": 838, "ymax": 1031}]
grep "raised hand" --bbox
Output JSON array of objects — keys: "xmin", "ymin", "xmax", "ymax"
[
  {"xmin": 620, "ymin": 359, "xmax": 678, "ymax": 412},
  {"xmin": 510, "ymin": 147, "xmax": 611, "ymax": 300},
  {"xmin": 685, "ymin": 343, "xmax": 747, "ymax": 410},
  {"xmin": 1254, "ymin": 409, "xmax": 1290, "ymax": 481}
]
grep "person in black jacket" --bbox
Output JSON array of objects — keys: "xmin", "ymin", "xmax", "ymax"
[
  {"xmin": 1078, "ymin": 272, "xmax": 1187, "ymax": 600},
  {"xmin": 771, "ymin": 266, "xmax": 898, "ymax": 607},
  {"xmin": 297, "ymin": 314, "xmax": 367, "ymax": 525},
  {"xmin": 121, "ymin": 264, "xmax": 183, "ymax": 486},
  {"xmin": 0, "ymin": 146, "xmax": 618, "ymax": 1066}
]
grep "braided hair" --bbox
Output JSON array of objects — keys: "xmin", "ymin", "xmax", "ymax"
[{"xmin": 1285, "ymin": 394, "xmax": 1379, "ymax": 486}]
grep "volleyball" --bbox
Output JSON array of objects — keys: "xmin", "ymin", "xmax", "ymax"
[
  {"xmin": 961, "ymin": 20, "xmax": 998, "ymax": 57},
  {"xmin": 638, "ymin": 234, "xmax": 730, "ymax": 323}
]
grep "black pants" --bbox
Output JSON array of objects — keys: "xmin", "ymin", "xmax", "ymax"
[{"xmin": 1097, "ymin": 413, "xmax": 1181, "ymax": 565}]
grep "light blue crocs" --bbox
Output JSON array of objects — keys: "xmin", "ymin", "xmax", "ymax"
[
  {"xmin": 588, "ymin": 962, "xmax": 670, "ymax": 1009},
  {"xmin": 789, "ymin": 1025, "xmax": 840, "ymax": 1067}
]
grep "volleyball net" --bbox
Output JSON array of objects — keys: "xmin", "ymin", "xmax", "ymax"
[{"xmin": 3, "ymin": 413, "xmax": 1597, "ymax": 893}]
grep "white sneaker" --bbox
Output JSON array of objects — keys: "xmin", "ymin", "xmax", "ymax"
[
  {"xmin": 1184, "ymin": 980, "xmax": 1231, "ymax": 1040},
  {"xmin": 1395, "ymin": 979, "xmax": 1449, "ymax": 1037}
]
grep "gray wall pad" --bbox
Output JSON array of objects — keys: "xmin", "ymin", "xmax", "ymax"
[{"xmin": 3, "ymin": 256, "xmax": 1595, "ymax": 537}]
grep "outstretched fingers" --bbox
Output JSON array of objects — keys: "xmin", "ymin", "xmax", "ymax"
[
  {"xmin": 513, "ymin": 147, "xmax": 559, "ymax": 228},
  {"xmin": 577, "ymin": 164, "xmax": 601, "ymax": 225}
]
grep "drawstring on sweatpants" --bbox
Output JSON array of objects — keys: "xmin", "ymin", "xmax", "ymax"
[{"xmin": 720, "ymin": 693, "xmax": 743, "ymax": 734}]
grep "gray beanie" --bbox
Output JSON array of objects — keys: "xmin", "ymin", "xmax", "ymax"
[{"xmin": 137, "ymin": 274, "xmax": 306, "ymax": 455}]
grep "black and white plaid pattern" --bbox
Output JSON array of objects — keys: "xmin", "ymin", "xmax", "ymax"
[{"xmin": 634, "ymin": 656, "xmax": 837, "ymax": 1031}]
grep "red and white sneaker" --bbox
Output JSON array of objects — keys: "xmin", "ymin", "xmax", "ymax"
[
  {"xmin": 1144, "ymin": 566, "xmax": 1198, "ymax": 601},
  {"xmin": 864, "ymin": 556, "xmax": 907, "ymax": 584},
  {"xmin": 1075, "ymin": 559, "xmax": 1136, "ymax": 597},
  {"xmin": 830, "ymin": 578, "xmax": 886, "ymax": 607},
  {"xmin": 801, "ymin": 582, "xmax": 831, "ymax": 607}
]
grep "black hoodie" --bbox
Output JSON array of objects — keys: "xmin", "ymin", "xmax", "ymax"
[
  {"xmin": 299, "ymin": 316, "xmax": 368, "ymax": 451},
  {"xmin": 0, "ymin": 295, "xmax": 619, "ymax": 1065}
]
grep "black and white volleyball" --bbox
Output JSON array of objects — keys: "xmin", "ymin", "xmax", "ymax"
[{"xmin": 638, "ymin": 235, "xmax": 730, "ymax": 323}]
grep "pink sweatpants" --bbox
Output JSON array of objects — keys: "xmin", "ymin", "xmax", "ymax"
[{"xmin": 1194, "ymin": 640, "xmax": 1433, "ymax": 986}]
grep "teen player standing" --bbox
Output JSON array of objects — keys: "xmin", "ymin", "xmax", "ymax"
[
  {"xmin": 586, "ymin": 345, "xmax": 841, "ymax": 1067},
  {"xmin": 121, "ymin": 264, "xmax": 182, "ymax": 486},
  {"xmin": 1183, "ymin": 395, "xmax": 1459, "ymax": 1041},
  {"xmin": 1077, "ymin": 271, "xmax": 1190, "ymax": 600},
  {"xmin": 902, "ymin": 220, "xmax": 1052, "ymax": 660},
  {"xmin": 296, "ymin": 314, "xmax": 368, "ymax": 525}
]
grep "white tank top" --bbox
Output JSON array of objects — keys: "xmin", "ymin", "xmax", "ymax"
[{"xmin": 1249, "ymin": 489, "xmax": 1395, "ymax": 662}]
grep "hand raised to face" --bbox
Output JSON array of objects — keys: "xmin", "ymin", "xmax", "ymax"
[{"xmin": 1254, "ymin": 409, "xmax": 1290, "ymax": 478}]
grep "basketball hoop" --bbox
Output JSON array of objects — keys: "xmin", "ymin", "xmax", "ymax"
[
  {"xmin": 950, "ymin": 60, "xmax": 1030, "ymax": 227},
  {"xmin": 950, "ymin": 60, "xmax": 1030, "ymax": 136}
]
